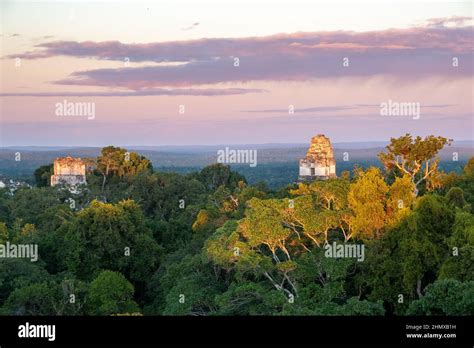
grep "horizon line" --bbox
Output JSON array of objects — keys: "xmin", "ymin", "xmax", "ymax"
[{"xmin": 1, "ymin": 139, "xmax": 473, "ymax": 149}]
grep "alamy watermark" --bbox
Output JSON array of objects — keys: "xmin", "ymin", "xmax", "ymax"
[
  {"xmin": 0, "ymin": 242, "xmax": 38, "ymax": 262},
  {"xmin": 217, "ymin": 147, "xmax": 257, "ymax": 167},
  {"xmin": 18, "ymin": 322, "xmax": 55, "ymax": 341},
  {"xmin": 55, "ymin": 99, "xmax": 95, "ymax": 120},
  {"xmin": 380, "ymin": 99, "xmax": 420, "ymax": 120},
  {"xmin": 324, "ymin": 241, "xmax": 365, "ymax": 262}
]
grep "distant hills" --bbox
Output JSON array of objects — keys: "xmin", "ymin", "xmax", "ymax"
[
  {"xmin": 1, "ymin": 141, "xmax": 472, "ymax": 188},
  {"xmin": 4, "ymin": 140, "xmax": 472, "ymax": 152}
]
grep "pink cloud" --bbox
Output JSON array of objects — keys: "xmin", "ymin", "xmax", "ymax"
[
  {"xmin": 6, "ymin": 18, "xmax": 473, "ymax": 89},
  {"xmin": 0, "ymin": 87, "xmax": 266, "ymax": 97}
]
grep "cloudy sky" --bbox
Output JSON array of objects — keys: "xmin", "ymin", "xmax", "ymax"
[{"xmin": 1, "ymin": 0, "xmax": 472, "ymax": 146}]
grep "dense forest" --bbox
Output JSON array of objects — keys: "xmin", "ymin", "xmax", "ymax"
[{"xmin": 0, "ymin": 134, "xmax": 472, "ymax": 316}]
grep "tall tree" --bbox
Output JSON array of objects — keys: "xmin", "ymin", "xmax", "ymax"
[
  {"xmin": 97, "ymin": 146, "xmax": 123, "ymax": 190},
  {"xmin": 378, "ymin": 134, "xmax": 450, "ymax": 195},
  {"xmin": 96, "ymin": 146, "xmax": 151, "ymax": 190},
  {"xmin": 348, "ymin": 167, "xmax": 389, "ymax": 240},
  {"xmin": 86, "ymin": 270, "xmax": 139, "ymax": 315}
]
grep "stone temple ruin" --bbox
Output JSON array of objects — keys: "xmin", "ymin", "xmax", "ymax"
[
  {"xmin": 298, "ymin": 134, "xmax": 336, "ymax": 181},
  {"xmin": 50, "ymin": 157, "xmax": 87, "ymax": 187}
]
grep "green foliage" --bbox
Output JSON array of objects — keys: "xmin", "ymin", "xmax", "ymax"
[
  {"xmin": 407, "ymin": 279, "xmax": 474, "ymax": 315},
  {"xmin": 1, "ymin": 275, "xmax": 88, "ymax": 315},
  {"xmin": 215, "ymin": 282, "xmax": 286, "ymax": 315},
  {"xmin": 445, "ymin": 187, "xmax": 468, "ymax": 209},
  {"xmin": 379, "ymin": 134, "xmax": 450, "ymax": 195},
  {"xmin": 2, "ymin": 281, "xmax": 62, "ymax": 315},
  {"xmin": 441, "ymin": 158, "xmax": 474, "ymax": 212},
  {"xmin": 130, "ymin": 172, "xmax": 206, "ymax": 219},
  {"xmin": 0, "ymin": 222, "xmax": 8, "ymax": 243},
  {"xmin": 360, "ymin": 194, "xmax": 455, "ymax": 313},
  {"xmin": 0, "ymin": 144, "xmax": 471, "ymax": 317},
  {"xmin": 282, "ymin": 250, "xmax": 384, "ymax": 315},
  {"xmin": 192, "ymin": 163, "xmax": 246, "ymax": 191},
  {"xmin": 60, "ymin": 200, "xmax": 161, "ymax": 284},
  {"xmin": 96, "ymin": 146, "xmax": 152, "ymax": 190},
  {"xmin": 86, "ymin": 270, "xmax": 139, "ymax": 315},
  {"xmin": 128, "ymin": 171, "xmax": 207, "ymax": 251},
  {"xmin": 5, "ymin": 187, "xmax": 68, "ymax": 229},
  {"xmin": 348, "ymin": 167, "xmax": 389, "ymax": 239},
  {"xmin": 0, "ymin": 259, "xmax": 50, "ymax": 304},
  {"xmin": 150, "ymin": 255, "xmax": 223, "ymax": 315},
  {"xmin": 438, "ymin": 211, "xmax": 474, "ymax": 281},
  {"xmin": 34, "ymin": 163, "xmax": 53, "ymax": 187}
]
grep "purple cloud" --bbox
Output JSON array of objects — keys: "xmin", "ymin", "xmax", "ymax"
[
  {"xmin": 242, "ymin": 105, "xmax": 360, "ymax": 113},
  {"xmin": 0, "ymin": 87, "xmax": 266, "ymax": 97},
  {"xmin": 242, "ymin": 104, "xmax": 456, "ymax": 113},
  {"xmin": 7, "ymin": 18, "xmax": 473, "ymax": 89}
]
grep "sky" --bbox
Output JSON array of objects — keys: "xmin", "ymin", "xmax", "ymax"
[{"xmin": 0, "ymin": 0, "xmax": 473, "ymax": 146}]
